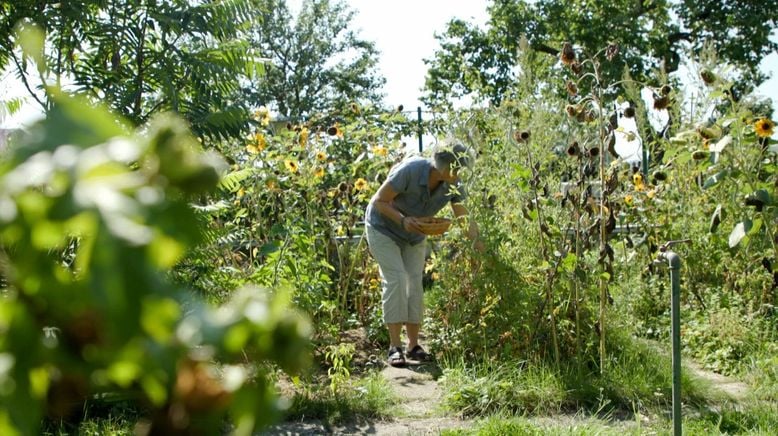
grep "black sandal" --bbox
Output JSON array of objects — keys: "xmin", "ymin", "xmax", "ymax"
[
  {"xmin": 387, "ymin": 346, "xmax": 406, "ymax": 367},
  {"xmin": 407, "ymin": 345, "xmax": 432, "ymax": 361}
]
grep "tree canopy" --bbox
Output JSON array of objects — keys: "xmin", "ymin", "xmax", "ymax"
[
  {"xmin": 422, "ymin": 0, "xmax": 778, "ymax": 108},
  {"xmin": 247, "ymin": 0, "xmax": 386, "ymax": 120},
  {"xmin": 1, "ymin": 0, "xmax": 264, "ymax": 141}
]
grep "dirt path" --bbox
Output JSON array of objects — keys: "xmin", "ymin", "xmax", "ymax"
[
  {"xmin": 684, "ymin": 360, "xmax": 750, "ymax": 402},
  {"xmin": 261, "ymin": 360, "xmax": 469, "ymax": 435},
  {"xmin": 641, "ymin": 338, "xmax": 751, "ymax": 402},
  {"xmin": 374, "ymin": 361, "xmax": 468, "ymax": 434}
]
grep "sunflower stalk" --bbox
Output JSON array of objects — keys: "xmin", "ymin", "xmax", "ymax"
[{"xmin": 521, "ymin": 134, "xmax": 561, "ymax": 367}]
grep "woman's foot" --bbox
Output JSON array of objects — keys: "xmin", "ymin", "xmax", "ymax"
[
  {"xmin": 406, "ymin": 344, "xmax": 432, "ymax": 361},
  {"xmin": 387, "ymin": 346, "xmax": 406, "ymax": 367}
]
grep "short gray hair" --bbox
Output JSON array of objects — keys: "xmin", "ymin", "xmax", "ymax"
[{"xmin": 432, "ymin": 141, "xmax": 474, "ymax": 171}]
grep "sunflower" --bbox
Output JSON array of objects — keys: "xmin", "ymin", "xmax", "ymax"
[
  {"xmin": 314, "ymin": 167, "xmax": 325, "ymax": 178},
  {"xmin": 755, "ymin": 118, "xmax": 775, "ymax": 138},
  {"xmin": 246, "ymin": 144, "xmax": 259, "ymax": 154},
  {"xmin": 315, "ymin": 151, "xmax": 327, "ymax": 162},
  {"xmin": 632, "ymin": 173, "xmax": 643, "ymax": 186},
  {"xmin": 372, "ymin": 146, "xmax": 388, "ymax": 157},
  {"xmin": 327, "ymin": 123, "xmax": 343, "ymax": 138},
  {"xmin": 254, "ymin": 132, "xmax": 267, "ymax": 151},
  {"xmin": 284, "ymin": 159, "xmax": 299, "ymax": 174},
  {"xmin": 624, "ymin": 194, "xmax": 634, "ymax": 207},
  {"xmin": 255, "ymin": 106, "xmax": 271, "ymax": 126},
  {"xmin": 299, "ymin": 127, "xmax": 310, "ymax": 147},
  {"xmin": 354, "ymin": 177, "xmax": 368, "ymax": 191}
]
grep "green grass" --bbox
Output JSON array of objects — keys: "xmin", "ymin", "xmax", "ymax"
[
  {"xmin": 442, "ymin": 404, "xmax": 778, "ymax": 436},
  {"xmin": 438, "ymin": 329, "xmax": 727, "ymax": 419},
  {"xmin": 441, "ymin": 413, "xmax": 646, "ymax": 436},
  {"xmin": 41, "ymin": 402, "xmax": 140, "ymax": 436},
  {"xmin": 437, "ymin": 326, "xmax": 778, "ymax": 435},
  {"xmin": 439, "ymin": 360, "xmax": 567, "ymax": 417},
  {"xmin": 283, "ymin": 370, "xmax": 397, "ymax": 427}
]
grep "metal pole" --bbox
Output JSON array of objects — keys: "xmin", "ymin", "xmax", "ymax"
[
  {"xmin": 668, "ymin": 251, "xmax": 682, "ymax": 436},
  {"xmin": 417, "ymin": 106, "xmax": 423, "ymax": 153},
  {"xmin": 657, "ymin": 249, "xmax": 682, "ymax": 436}
]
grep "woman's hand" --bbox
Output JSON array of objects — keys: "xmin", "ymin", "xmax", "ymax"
[{"xmin": 401, "ymin": 216, "xmax": 424, "ymax": 234}]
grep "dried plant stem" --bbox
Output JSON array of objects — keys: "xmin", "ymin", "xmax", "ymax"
[
  {"xmin": 592, "ymin": 60, "xmax": 609, "ymax": 374},
  {"xmin": 524, "ymin": 142, "xmax": 561, "ymax": 366}
]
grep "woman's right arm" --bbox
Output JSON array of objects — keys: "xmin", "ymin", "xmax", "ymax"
[{"xmin": 371, "ymin": 182, "xmax": 421, "ymax": 233}]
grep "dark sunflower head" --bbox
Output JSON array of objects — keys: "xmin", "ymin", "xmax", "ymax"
[
  {"xmin": 653, "ymin": 95, "xmax": 669, "ymax": 110},
  {"xmin": 567, "ymin": 141, "xmax": 580, "ymax": 157},
  {"xmin": 560, "ymin": 42, "xmax": 576, "ymax": 65}
]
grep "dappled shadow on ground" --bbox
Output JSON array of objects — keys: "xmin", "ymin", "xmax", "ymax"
[{"xmin": 260, "ymin": 416, "xmax": 468, "ymax": 435}]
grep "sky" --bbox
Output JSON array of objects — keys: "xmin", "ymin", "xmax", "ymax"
[
  {"xmin": 340, "ymin": 0, "xmax": 776, "ymax": 113},
  {"xmin": 2, "ymin": 1, "xmax": 776, "ymax": 130},
  {"xmin": 339, "ymin": 0, "xmax": 490, "ymax": 110}
]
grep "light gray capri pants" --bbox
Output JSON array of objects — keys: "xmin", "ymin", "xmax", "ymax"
[{"xmin": 365, "ymin": 223, "xmax": 427, "ymax": 324}]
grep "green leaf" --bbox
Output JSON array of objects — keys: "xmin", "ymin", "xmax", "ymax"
[
  {"xmin": 147, "ymin": 232, "xmax": 185, "ymax": 268},
  {"xmin": 224, "ymin": 324, "xmax": 251, "ymax": 353},
  {"xmin": 560, "ymin": 253, "xmax": 577, "ymax": 273},
  {"xmin": 750, "ymin": 218, "xmax": 762, "ymax": 235},
  {"xmin": 141, "ymin": 375, "xmax": 167, "ymax": 406},
  {"xmin": 728, "ymin": 219, "xmax": 753, "ymax": 248},
  {"xmin": 703, "ymin": 170, "xmax": 728, "ymax": 189},
  {"xmin": 751, "ymin": 189, "xmax": 772, "ymax": 206},
  {"xmin": 260, "ymin": 242, "xmax": 279, "ymax": 255},
  {"xmin": 108, "ymin": 361, "xmax": 142, "ymax": 388},
  {"xmin": 141, "ymin": 297, "xmax": 181, "ymax": 343},
  {"xmin": 15, "ymin": 22, "xmax": 45, "ymax": 72},
  {"xmin": 709, "ymin": 204, "xmax": 723, "ymax": 233}
]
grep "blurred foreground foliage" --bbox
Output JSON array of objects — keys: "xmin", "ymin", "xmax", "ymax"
[{"xmin": 0, "ymin": 92, "xmax": 311, "ymax": 435}]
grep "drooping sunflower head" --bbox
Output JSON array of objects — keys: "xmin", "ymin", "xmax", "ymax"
[
  {"xmin": 560, "ymin": 42, "xmax": 576, "ymax": 65},
  {"xmin": 566, "ymin": 81, "xmax": 578, "ymax": 96},
  {"xmin": 653, "ymin": 95, "xmax": 669, "ymax": 110},
  {"xmin": 605, "ymin": 43, "xmax": 619, "ymax": 61},
  {"xmin": 755, "ymin": 118, "xmax": 775, "ymax": 138}
]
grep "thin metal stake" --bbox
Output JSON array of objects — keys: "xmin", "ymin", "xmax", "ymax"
[
  {"xmin": 667, "ymin": 251, "xmax": 682, "ymax": 436},
  {"xmin": 417, "ymin": 106, "xmax": 423, "ymax": 153},
  {"xmin": 655, "ymin": 239, "xmax": 689, "ymax": 436}
]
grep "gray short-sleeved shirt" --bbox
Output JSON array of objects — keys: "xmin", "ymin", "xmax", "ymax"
[{"xmin": 365, "ymin": 157, "xmax": 466, "ymax": 246}]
